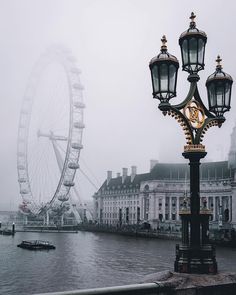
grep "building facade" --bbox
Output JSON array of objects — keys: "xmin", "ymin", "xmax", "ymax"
[{"xmin": 93, "ymin": 128, "xmax": 236, "ymax": 231}]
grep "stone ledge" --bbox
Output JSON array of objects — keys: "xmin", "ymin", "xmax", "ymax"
[{"xmin": 141, "ymin": 270, "xmax": 236, "ymax": 294}]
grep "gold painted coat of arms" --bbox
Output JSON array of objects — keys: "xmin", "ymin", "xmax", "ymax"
[{"xmin": 184, "ymin": 100, "xmax": 205, "ymax": 129}]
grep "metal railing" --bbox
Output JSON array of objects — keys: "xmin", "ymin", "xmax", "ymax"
[{"xmin": 34, "ymin": 282, "xmax": 171, "ymax": 295}]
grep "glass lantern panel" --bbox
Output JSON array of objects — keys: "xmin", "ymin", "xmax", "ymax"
[
  {"xmin": 216, "ymin": 82, "xmax": 224, "ymax": 107},
  {"xmin": 189, "ymin": 38, "xmax": 198, "ymax": 67},
  {"xmin": 198, "ymin": 38, "xmax": 204, "ymax": 65},
  {"xmin": 152, "ymin": 64, "xmax": 159, "ymax": 94},
  {"xmin": 182, "ymin": 39, "xmax": 188, "ymax": 66},
  {"xmin": 160, "ymin": 63, "xmax": 168, "ymax": 92},
  {"xmin": 208, "ymin": 83, "xmax": 216, "ymax": 108},
  {"xmin": 169, "ymin": 64, "xmax": 176, "ymax": 93},
  {"xmin": 224, "ymin": 82, "xmax": 231, "ymax": 108}
]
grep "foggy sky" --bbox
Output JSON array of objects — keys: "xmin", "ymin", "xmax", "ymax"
[{"xmin": 0, "ymin": 0, "xmax": 235, "ymax": 210}]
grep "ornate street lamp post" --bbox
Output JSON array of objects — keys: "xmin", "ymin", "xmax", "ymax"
[{"xmin": 149, "ymin": 13, "xmax": 233, "ymax": 274}]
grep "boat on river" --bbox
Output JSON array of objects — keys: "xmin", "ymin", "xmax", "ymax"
[{"xmin": 17, "ymin": 240, "xmax": 56, "ymax": 250}]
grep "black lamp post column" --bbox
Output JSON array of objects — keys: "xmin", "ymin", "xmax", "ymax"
[
  {"xmin": 184, "ymin": 151, "xmax": 206, "ymax": 248},
  {"xmin": 179, "ymin": 150, "xmax": 216, "ymax": 274},
  {"xmin": 149, "ymin": 13, "xmax": 233, "ymax": 274}
]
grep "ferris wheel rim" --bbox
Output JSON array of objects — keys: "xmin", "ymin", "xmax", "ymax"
[{"xmin": 17, "ymin": 45, "xmax": 85, "ymax": 214}]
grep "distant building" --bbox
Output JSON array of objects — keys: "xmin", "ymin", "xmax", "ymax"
[
  {"xmin": 0, "ymin": 211, "xmax": 18, "ymax": 225},
  {"xmin": 93, "ymin": 127, "xmax": 236, "ymax": 231}
]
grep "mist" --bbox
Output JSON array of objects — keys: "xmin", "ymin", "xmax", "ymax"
[{"xmin": 0, "ymin": 0, "xmax": 235, "ymax": 210}]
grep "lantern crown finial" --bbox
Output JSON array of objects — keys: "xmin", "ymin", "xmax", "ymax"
[
  {"xmin": 216, "ymin": 55, "xmax": 222, "ymax": 70},
  {"xmin": 161, "ymin": 35, "xmax": 167, "ymax": 52},
  {"xmin": 189, "ymin": 12, "xmax": 196, "ymax": 28}
]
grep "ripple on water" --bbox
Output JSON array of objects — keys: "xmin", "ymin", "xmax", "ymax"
[{"xmin": 0, "ymin": 232, "xmax": 236, "ymax": 294}]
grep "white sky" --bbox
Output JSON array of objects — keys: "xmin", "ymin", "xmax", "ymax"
[{"xmin": 0, "ymin": 0, "xmax": 235, "ymax": 210}]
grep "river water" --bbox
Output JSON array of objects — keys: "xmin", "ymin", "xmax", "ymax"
[{"xmin": 1, "ymin": 231, "xmax": 236, "ymax": 295}]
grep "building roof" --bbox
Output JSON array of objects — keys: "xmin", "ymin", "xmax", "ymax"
[
  {"xmin": 150, "ymin": 161, "xmax": 231, "ymax": 180},
  {"xmin": 98, "ymin": 161, "xmax": 232, "ymax": 193}
]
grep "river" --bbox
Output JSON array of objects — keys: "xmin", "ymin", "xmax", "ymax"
[{"xmin": 1, "ymin": 231, "xmax": 236, "ymax": 295}]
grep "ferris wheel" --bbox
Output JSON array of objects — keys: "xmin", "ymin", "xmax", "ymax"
[{"xmin": 17, "ymin": 46, "xmax": 85, "ymax": 215}]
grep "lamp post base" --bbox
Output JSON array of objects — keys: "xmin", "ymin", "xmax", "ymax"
[{"xmin": 174, "ymin": 244, "xmax": 217, "ymax": 274}]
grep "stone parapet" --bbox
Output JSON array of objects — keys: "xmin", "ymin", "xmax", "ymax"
[{"xmin": 142, "ymin": 270, "xmax": 236, "ymax": 295}]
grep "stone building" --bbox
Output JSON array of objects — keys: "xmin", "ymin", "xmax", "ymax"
[{"xmin": 93, "ymin": 127, "xmax": 236, "ymax": 231}]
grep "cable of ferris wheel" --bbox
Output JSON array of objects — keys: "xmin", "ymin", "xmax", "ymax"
[
  {"xmin": 54, "ymin": 136, "xmax": 100, "ymax": 191},
  {"xmin": 79, "ymin": 156, "xmax": 101, "ymax": 187},
  {"xmin": 79, "ymin": 168, "xmax": 99, "ymax": 190}
]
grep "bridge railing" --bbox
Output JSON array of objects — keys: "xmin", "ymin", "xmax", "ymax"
[{"xmin": 34, "ymin": 282, "xmax": 171, "ymax": 295}]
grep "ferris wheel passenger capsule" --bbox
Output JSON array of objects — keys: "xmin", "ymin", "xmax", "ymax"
[
  {"xmin": 18, "ymin": 178, "xmax": 27, "ymax": 183},
  {"xmin": 63, "ymin": 180, "xmax": 75, "ymax": 187},
  {"xmin": 74, "ymin": 122, "xmax": 85, "ymax": 129},
  {"xmin": 58, "ymin": 195, "xmax": 69, "ymax": 202},
  {"xmin": 73, "ymin": 83, "xmax": 84, "ymax": 90},
  {"xmin": 71, "ymin": 143, "xmax": 83, "ymax": 149},
  {"xmin": 20, "ymin": 189, "xmax": 29, "ymax": 194},
  {"xmin": 17, "ymin": 164, "xmax": 25, "ymax": 170},
  {"xmin": 73, "ymin": 101, "xmax": 85, "ymax": 108},
  {"xmin": 68, "ymin": 162, "xmax": 80, "ymax": 169},
  {"xmin": 70, "ymin": 67, "xmax": 81, "ymax": 74}
]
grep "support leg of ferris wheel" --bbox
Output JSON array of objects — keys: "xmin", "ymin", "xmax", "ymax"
[
  {"xmin": 46, "ymin": 210, "xmax": 49, "ymax": 226},
  {"xmin": 72, "ymin": 204, "xmax": 82, "ymax": 223},
  {"xmin": 38, "ymin": 130, "xmax": 89, "ymax": 223},
  {"xmin": 61, "ymin": 214, "xmax": 64, "ymax": 226},
  {"xmin": 24, "ymin": 215, "xmax": 28, "ymax": 226},
  {"xmin": 38, "ymin": 130, "xmax": 67, "ymax": 224}
]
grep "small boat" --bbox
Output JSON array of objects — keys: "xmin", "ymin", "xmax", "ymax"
[{"xmin": 17, "ymin": 240, "xmax": 56, "ymax": 250}]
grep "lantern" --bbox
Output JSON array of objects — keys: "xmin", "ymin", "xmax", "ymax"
[
  {"xmin": 149, "ymin": 35, "xmax": 179, "ymax": 103},
  {"xmin": 206, "ymin": 56, "xmax": 233, "ymax": 117},
  {"xmin": 179, "ymin": 12, "xmax": 207, "ymax": 74}
]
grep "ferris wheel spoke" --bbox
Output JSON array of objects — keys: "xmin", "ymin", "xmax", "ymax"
[
  {"xmin": 45, "ymin": 103, "xmax": 70, "ymax": 133},
  {"xmin": 29, "ymin": 146, "xmax": 48, "ymax": 191},
  {"xmin": 80, "ymin": 157, "xmax": 101, "ymax": 187},
  {"xmin": 36, "ymin": 72, "xmax": 68, "ymax": 132}
]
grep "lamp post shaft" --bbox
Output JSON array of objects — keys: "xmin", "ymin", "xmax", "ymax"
[
  {"xmin": 190, "ymin": 159, "xmax": 201, "ymax": 246},
  {"xmin": 185, "ymin": 151, "xmax": 206, "ymax": 247},
  {"xmin": 175, "ymin": 151, "xmax": 218, "ymax": 274}
]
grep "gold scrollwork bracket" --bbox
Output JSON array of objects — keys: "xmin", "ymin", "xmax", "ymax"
[
  {"xmin": 159, "ymin": 82, "xmax": 225, "ymax": 149},
  {"xmin": 164, "ymin": 109, "xmax": 194, "ymax": 145},
  {"xmin": 197, "ymin": 119, "xmax": 221, "ymax": 144}
]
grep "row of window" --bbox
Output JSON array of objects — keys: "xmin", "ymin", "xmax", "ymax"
[
  {"xmin": 103, "ymin": 206, "xmax": 138, "ymax": 212},
  {"xmin": 103, "ymin": 213, "xmax": 137, "ymax": 219},
  {"xmin": 102, "ymin": 195, "xmax": 139, "ymax": 202},
  {"xmin": 102, "ymin": 189, "xmax": 139, "ymax": 195},
  {"xmin": 103, "ymin": 201, "xmax": 139, "ymax": 206}
]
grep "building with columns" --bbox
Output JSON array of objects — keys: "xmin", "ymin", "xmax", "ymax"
[{"xmin": 93, "ymin": 127, "xmax": 236, "ymax": 231}]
